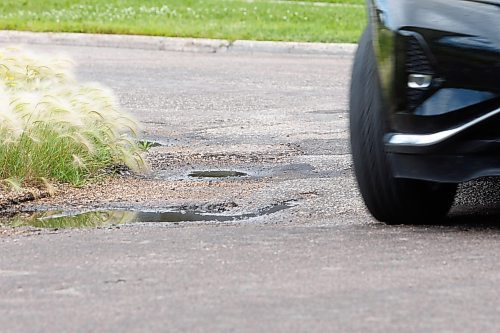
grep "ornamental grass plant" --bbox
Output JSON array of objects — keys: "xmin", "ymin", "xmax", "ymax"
[{"xmin": 0, "ymin": 47, "xmax": 145, "ymax": 189}]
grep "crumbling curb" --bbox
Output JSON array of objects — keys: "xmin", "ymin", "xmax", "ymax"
[{"xmin": 0, "ymin": 30, "xmax": 357, "ymax": 56}]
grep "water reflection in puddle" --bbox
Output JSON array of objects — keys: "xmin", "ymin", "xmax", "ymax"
[{"xmin": 2, "ymin": 202, "xmax": 296, "ymax": 229}]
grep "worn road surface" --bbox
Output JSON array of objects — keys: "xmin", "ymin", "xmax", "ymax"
[{"xmin": 1, "ymin": 43, "xmax": 500, "ymax": 332}]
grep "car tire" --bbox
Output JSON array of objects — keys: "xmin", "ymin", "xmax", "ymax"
[{"xmin": 349, "ymin": 27, "xmax": 457, "ymax": 224}]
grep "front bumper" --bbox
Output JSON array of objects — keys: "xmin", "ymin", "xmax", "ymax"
[
  {"xmin": 368, "ymin": 0, "xmax": 500, "ymax": 182},
  {"xmin": 390, "ymin": 154, "xmax": 500, "ymax": 183},
  {"xmin": 387, "ymin": 104, "xmax": 500, "ymax": 182}
]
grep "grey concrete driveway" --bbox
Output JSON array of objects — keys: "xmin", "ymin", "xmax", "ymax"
[{"xmin": 1, "ymin": 42, "xmax": 500, "ymax": 332}]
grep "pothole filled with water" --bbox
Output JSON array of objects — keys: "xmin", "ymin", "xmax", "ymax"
[
  {"xmin": 1, "ymin": 201, "xmax": 297, "ymax": 229},
  {"xmin": 188, "ymin": 170, "xmax": 248, "ymax": 178}
]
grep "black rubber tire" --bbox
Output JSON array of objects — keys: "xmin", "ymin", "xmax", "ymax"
[{"xmin": 349, "ymin": 28, "xmax": 457, "ymax": 224}]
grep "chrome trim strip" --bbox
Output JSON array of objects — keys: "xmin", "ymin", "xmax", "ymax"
[{"xmin": 386, "ymin": 106, "xmax": 500, "ymax": 146}]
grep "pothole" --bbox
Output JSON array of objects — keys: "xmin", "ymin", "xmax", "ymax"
[
  {"xmin": 1, "ymin": 201, "xmax": 297, "ymax": 229},
  {"xmin": 188, "ymin": 170, "xmax": 248, "ymax": 178}
]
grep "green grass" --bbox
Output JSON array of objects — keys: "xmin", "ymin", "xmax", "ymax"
[
  {"xmin": 282, "ymin": 0, "xmax": 363, "ymax": 3},
  {"xmin": 0, "ymin": 0, "xmax": 366, "ymax": 43},
  {"xmin": 0, "ymin": 47, "xmax": 146, "ymax": 188}
]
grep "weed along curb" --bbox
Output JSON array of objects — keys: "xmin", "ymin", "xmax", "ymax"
[{"xmin": 0, "ymin": 30, "xmax": 357, "ymax": 56}]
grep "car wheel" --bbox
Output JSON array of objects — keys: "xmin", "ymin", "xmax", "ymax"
[{"xmin": 349, "ymin": 28, "xmax": 457, "ymax": 224}]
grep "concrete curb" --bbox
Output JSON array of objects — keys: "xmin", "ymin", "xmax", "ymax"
[{"xmin": 0, "ymin": 30, "xmax": 357, "ymax": 56}]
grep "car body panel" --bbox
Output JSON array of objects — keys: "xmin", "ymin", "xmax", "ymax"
[
  {"xmin": 367, "ymin": 0, "xmax": 500, "ymax": 129},
  {"xmin": 362, "ymin": 0, "xmax": 500, "ymax": 182}
]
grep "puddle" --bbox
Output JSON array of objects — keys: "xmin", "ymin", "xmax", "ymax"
[
  {"xmin": 188, "ymin": 170, "xmax": 248, "ymax": 178},
  {"xmin": 306, "ymin": 109, "xmax": 346, "ymax": 115},
  {"xmin": 1, "ymin": 202, "xmax": 297, "ymax": 229}
]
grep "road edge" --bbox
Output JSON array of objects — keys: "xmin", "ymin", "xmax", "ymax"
[{"xmin": 0, "ymin": 30, "xmax": 357, "ymax": 56}]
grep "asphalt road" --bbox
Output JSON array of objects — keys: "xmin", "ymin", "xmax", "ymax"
[{"xmin": 1, "ymin": 42, "xmax": 500, "ymax": 332}]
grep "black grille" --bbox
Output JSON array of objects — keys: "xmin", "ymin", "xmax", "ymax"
[
  {"xmin": 406, "ymin": 36, "xmax": 433, "ymax": 74},
  {"xmin": 405, "ymin": 36, "xmax": 434, "ymax": 111}
]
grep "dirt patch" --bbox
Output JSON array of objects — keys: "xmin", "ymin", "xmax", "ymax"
[
  {"xmin": 147, "ymin": 143, "xmax": 302, "ymax": 169},
  {"xmin": 0, "ymin": 188, "xmax": 51, "ymax": 211},
  {"xmin": 10, "ymin": 175, "xmax": 269, "ymax": 211}
]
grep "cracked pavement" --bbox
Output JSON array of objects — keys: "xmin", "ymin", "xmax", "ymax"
[{"xmin": 1, "ymin": 43, "xmax": 500, "ymax": 332}]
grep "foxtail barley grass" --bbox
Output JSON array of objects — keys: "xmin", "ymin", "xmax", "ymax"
[{"xmin": 0, "ymin": 47, "xmax": 146, "ymax": 188}]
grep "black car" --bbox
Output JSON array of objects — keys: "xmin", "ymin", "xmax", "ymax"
[{"xmin": 349, "ymin": 0, "xmax": 500, "ymax": 224}]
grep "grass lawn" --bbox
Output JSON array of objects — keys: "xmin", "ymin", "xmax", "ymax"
[{"xmin": 0, "ymin": 0, "xmax": 366, "ymax": 43}]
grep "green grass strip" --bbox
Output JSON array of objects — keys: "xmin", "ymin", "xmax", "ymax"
[{"xmin": 0, "ymin": 0, "xmax": 366, "ymax": 43}]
